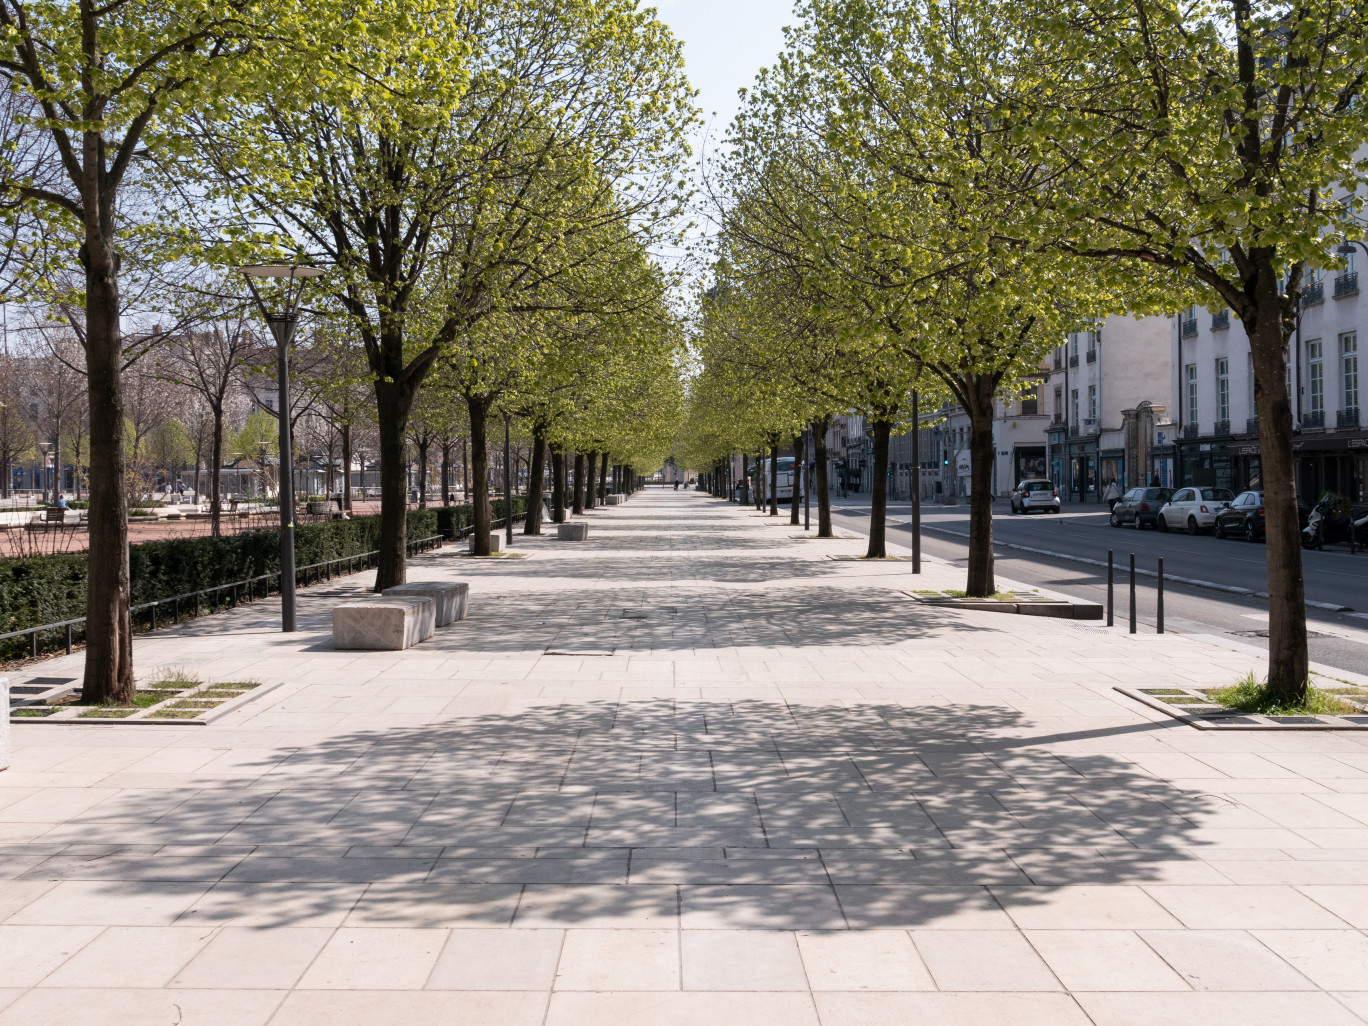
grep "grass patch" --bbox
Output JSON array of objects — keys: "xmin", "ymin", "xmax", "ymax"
[
  {"xmin": 80, "ymin": 706, "xmax": 137, "ymax": 718},
  {"xmin": 911, "ymin": 590, "xmax": 941, "ymax": 595},
  {"xmin": 10, "ymin": 708, "xmax": 53, "ymax": 717},
  {"xmin": 1141, "ymin": 688, "xmax": 1190, "ymax": 696},
  {"xmin": 218, "ymin": 681, "xmax": 262, "ymax": 689},
  {"xmin": 146, "ymin": 665, "xmax": 200, "ymax": 689},
  {"xmin": 942, "ymin": 590, "xmax": 966, "ymax": 598},
  {"xmin": 196, "ymin": 688, "xmax": 247, "ymax": 698},
  {"xmin": 1208, "ymin": 672, "xmax": 1362, "ymax": 716},
  {"xmin": 151, "ymin": 708, "xmax": 205, "ymax": 720}
]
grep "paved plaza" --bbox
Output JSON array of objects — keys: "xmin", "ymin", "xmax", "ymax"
[{"xmin": 3, "ymin": 491, "xmax": 1368, "ymax": 1025}]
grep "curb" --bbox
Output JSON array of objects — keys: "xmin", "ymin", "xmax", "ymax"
[{"xmin": 917, "ymin": 523, "xmax": 1353, "ymax": 613}]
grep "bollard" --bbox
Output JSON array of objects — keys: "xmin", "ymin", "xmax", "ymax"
[
  {"xmin": 1157, "ymin": 557, "xmax": 1164, "ymax": 634},
  {"xmin": 1128, "ymin": 552, "xmax": 1136, "ymax": 635},
  {"xmin": 1107, "ymin": 550, "xmax": 1114, "ymax": 627}
]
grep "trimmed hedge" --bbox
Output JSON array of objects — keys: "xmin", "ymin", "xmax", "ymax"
[
  {"xmin": 434, "ymin": 497, "xmax": 529, "ymax": 539},
  {"xmin": 0, "ymin": 508, "xmax": 441, "ymax": 660}
]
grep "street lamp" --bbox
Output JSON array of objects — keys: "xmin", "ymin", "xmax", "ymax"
[
  {"xmin": 239, "ymin": 263, "xmax": 326, "ymax": 633},
  {"xmin": 37, "ymin": 441, "xmax": 53, "ymax": 503},
  {"xmin": 504, "ymin": 414, "xmax": 514, "ymax": 549}
]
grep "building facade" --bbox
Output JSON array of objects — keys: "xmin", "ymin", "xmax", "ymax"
[{"xmin": 1172, "ymin": 255, "xmax": 1366, "ymax": 500}]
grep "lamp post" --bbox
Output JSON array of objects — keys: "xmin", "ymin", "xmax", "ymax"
[
  {"xmin": 504, "ymin": 414, "xmax": 514, "ymax": 548},
  {"xmin": 37, "ymin": 441, "xmax": 53, "ymax": 502},
  {"xmin": 239, "ymin": 264, "xmax": 326, "ymax": 633}
]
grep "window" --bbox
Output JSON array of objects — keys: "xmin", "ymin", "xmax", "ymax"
[
  {"xmin": 1069, "ymin": 334, "xmax": 1078, "ymax": 358},
  {"xmin": 1216, "ymin": 357, "xmax": 1229, "ymax": 422},
  {"xmin": 1070, "ymin": 388, "xmax": 1079, "ymax": 427},
  {"xmin": 1310, "ymin": 340, "xmax": 1324, "ymax": 415},
  {"xmin": 1020, "ymin": 388, "xmax": 1038, "ymax": 416},
  {"xmin": 1185, "ymin": 364, "xmax": 1198, "ymax": 424},
  {"xmin": 1087, "ymin": 384, "xmax": 1097, "ymax": 420},
  {"xmin": 1343, "ymin": 332, "xmax": 1359, "ymax": 411},
  {"xmin": 1053, "ymin": 386, "xmax": 1063, "ymax": 422}
]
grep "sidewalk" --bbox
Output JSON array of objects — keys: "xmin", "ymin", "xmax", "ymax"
[{"xmin": 2, "ymin": 491, "xmax": 1367, "ymax": 1025}]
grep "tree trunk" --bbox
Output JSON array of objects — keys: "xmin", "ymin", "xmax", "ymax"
[
  {"xmin": 965, "ymin": 376, "xmax": 997, "ymax": 597},
  {"xmin": 341, "ymin": 424, "xmax": 353, "ymax": 512},
  {"xmin": 583, "ymin": 450, "xmax": 598, "ymax": 509},
  {"xmin": 598, "ymin": 452, "xmax": 609, "ymax": 505},
  {"xmin": 210, "ymin": 408, "xmax": 224, "ymax": 538},
  {"xmin": 572, "ymin": 453, "xmax": 585, "ymax": 514},
  {"xmin": 440, "ymin": 439, "xmax": 451, "ymax": 505},
  {"xmin": 790, "ymin": 434, "xmax": 804, "ymax": 525},
  {"xmin": 552, "ymin": 446, "xmax": 567, "ymax": 522},
  {"xmin": 466, "ymin": 395, "xmax": 492, "ymax": 554},
  {"xmin": 524, "ymin": 429, "xmax": 546, "ymax": 534},
  {"xmin": 375, "ymin": 378, "xmax": 417, "ymax": 589},
  {"xmin": 866, "ymin": 418, "xmax": 892, "ymax": 559},
  {"xmin": 1250, "ymin": 307, "xmax": 1309, "ymax": 698},
  {"xmin": 82, "ymin": 269, "xmax": 134, "ymax": 705},
  {"xmin": 812, "ymin": 417, "xmax": 832, "ymax": 537}
]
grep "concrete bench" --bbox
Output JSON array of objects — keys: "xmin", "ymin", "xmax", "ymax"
[
  {"xmin": 383, "ymin": 582, "xmax": 469, "ymax": 626},
  {"xmin": 468, "ymin": 532, "xmax": 505, "ymax": 554},
  {"xmin": 605, "ymin": 494, "xmax": 623, "ymax": 505},
  {"xmin": 332, "ymin": 596, "xmax": 435, "ymax": 650},
  {"xmin": 558, "ymin": 522, "xmax": 588, "ymax": 541}
]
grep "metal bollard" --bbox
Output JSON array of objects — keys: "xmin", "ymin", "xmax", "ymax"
[
  {"xmin": 1157, "ymin": 557, "xmax": 1164, "ymax": 634},
  {"xmin": 1129, "ymin": 552, "xmax": 1136, "ymax": 634},
  {"xmin": 1107, "ymin": 550, "xmax": 1114, "ymax": 627},
  {"xmin": 65, "ymin": 624, "xmax": 73, "ymax": 655}
]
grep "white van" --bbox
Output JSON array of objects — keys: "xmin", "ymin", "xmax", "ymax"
[{"xmin": 758, "ymin": 457, "xmax": 804, "ymax": 502}]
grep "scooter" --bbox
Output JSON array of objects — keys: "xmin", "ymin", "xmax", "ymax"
[{"xmin": 1302, "ymin": 494, "xmax": 1368, "ymax": 549}]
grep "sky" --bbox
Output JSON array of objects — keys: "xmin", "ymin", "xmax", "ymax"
[{"xmin": 650, "ymin": 0, "xmax": 799, "ymax": 158}]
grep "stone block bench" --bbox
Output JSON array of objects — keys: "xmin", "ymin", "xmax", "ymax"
[
  {"xmin": 468, "ymin": 532, "xmax": 505, "ymax": 554},
  {"xmin": 605, "ymin": 494, "xmax": 623, "ymax": 505},
  {"xmin": 333, "ymin": 596, "xmax": 435, "ymax": 650},
  {"xmin": 558, "ymin": 522, "xmax": 589, "ymax": 541},
  {"xmin": 383, "ymin": 582, "xmax": 469, "ymax": 626}
]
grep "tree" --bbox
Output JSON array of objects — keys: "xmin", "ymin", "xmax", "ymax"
[
  {"xmin": 981, "ymin": 0, "xmax": 1368, "ymax": 696},
  {"xmin": 0, "ymin": 0, "xmax": 340, "ymax": 702},
  {"xmin": 154, "ymin": 308, "xmax": 258, "ymax": 534},
  {"xmin": 190, "ymin": 0, "xmax": 695, "ymax": 575}
]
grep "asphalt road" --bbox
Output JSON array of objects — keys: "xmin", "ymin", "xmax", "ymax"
[{"xmin": 807, "ymin": 494, "xmax": 1368, "ymax": 680}]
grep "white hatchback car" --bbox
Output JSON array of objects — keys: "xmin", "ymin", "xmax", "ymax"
[{"xmin": 1157, "ymin": 486, "xmax": 1234, "ymax": 534}]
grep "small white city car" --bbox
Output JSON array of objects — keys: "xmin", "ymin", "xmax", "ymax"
[
  {"xmin": 1157, "ymin": 486, "xmax": 1234, "ymax": 534},
  {"xmin": 1009, "ymin": 479, "xmax": 1061, "ymax": 514}
]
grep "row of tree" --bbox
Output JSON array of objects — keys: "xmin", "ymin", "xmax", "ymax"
[
  {"xmin": 678, "ymin": 0, "xmax": 1368, "ymax": 703},
  {"xmin": 0, "ymin": 0, "xmax": 695, "ymax": 702}
]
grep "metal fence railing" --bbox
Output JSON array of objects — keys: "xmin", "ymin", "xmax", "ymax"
[{"xmin": 0, "ymin": 534, "xmax": 445, "ymax": 662}]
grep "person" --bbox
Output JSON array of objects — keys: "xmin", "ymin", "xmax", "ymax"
[
  {"xmin": 1103, "ymin": 478, "xmax": 1122, "ymax": 511},
  {"xmin": 673, "ymin": 479, "xmax": 680, "ymax": 490}
]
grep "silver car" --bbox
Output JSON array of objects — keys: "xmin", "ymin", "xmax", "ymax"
[{"xmin": 1010, "ymin": 479, "xmax": 1060, "ymax": 514}]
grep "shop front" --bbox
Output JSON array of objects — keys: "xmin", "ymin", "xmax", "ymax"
[
  {"xmin": 1226, "ymin": 434, "xmax": 1368, "ymax": 501},
  {"xmin": 1013, "ymin": 445, "xmax": 1046, "ymax": 484}
]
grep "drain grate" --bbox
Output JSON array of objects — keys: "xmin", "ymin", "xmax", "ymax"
[{"xmin": 1232, "ymin": 629, "xmax": 1333, "ymax": 639}]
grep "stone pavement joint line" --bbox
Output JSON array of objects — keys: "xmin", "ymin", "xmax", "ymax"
[{"xmin": 3, "ymin": 490, "xmax": 1368, "ymax": 1025}]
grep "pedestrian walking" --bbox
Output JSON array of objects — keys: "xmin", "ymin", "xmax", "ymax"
[{"xmin": 1103, "ymin": 478, "xmax": 1122, "ymax": 511}]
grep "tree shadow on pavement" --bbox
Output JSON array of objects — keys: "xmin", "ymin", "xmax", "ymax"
[{"xmin": 24, "ymin": 698, "xmax": 1224, "ymax": 931}]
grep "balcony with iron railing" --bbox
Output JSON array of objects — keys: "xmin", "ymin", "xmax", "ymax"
[
  {"xmin": 1180, "ymin": 318, "xmax": 1199, "ymax": 337},
  {"xmin": 1086, "ymin": 349, "xmax": 1097, "ymax": 363},
  {"xmin": 1213, "ymin": 419, "xmax": 1231, "ymax": 436},
  {"xmin": 1338, "ymin": 407, "xmax": 1360, "ymax": 429},
  {"xmin": 1069, "ymin": 421, "xmax": 1080, "ymax": 436},
  {"xmin": 1335, "ymin": 271, "xmax": 1359, "ymax": 298},
  {"xmin": 1303, "ymin": 410, "xmax": 1325, "ymax": 429},
  {"xmin": 1069, "ymin": 354, "xmax": 1079, "ymax": 367},
  {"xmin": 1302, "ymin": 280, "xmax": 1324, "ymax": 305},
  {"xmin": 1182, "ymin": 424, "xmax": 1200, "ymax": 439},
  {"xmin": 1211, "ymin": 310, "xmax": 1230, "ymax": 329},
  {"xmin": 1245, "ymin": 417, "xmax": 1259, "ymax": 436}
]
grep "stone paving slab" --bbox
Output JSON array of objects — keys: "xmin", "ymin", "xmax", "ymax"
[{"xmin": 3, "ymin": 490, "xmax": 1368, "ymax": 1023}]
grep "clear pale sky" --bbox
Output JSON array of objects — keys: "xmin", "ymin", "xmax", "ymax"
[{"xmin": 650, "ymin": 0, "xmax": 800, "ymax": 149}]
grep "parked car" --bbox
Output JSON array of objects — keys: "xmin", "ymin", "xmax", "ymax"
[
  {"xmin": 1109, "ymin": 486, "xmax": 1175, "ymax": 528},
  {"xmin": 1156, "ymin": 486, "xmax": 1234, "ymax": 534},
  {"xmin": 1009, "ymin": 478, "xmax": 1060, "ymax": 514},
  {"xmin": 1216, "ymin": 491, "xmax": 1312, "ymax": 541}
]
